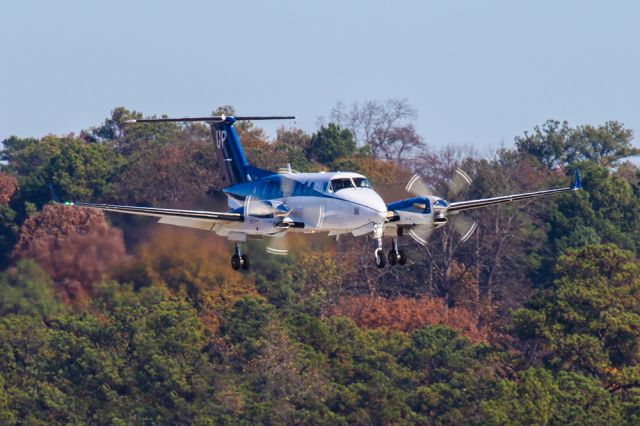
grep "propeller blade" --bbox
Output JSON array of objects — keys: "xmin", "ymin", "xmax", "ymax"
[
  {"xmin": 448, "ymin": 168, "xmax": 472, "ymax": 199},
  {"xmin": 301, "ymin": 204, "xmax": 325, "ymax": 230},
  {"xmin": 244, "ymin": 196, "xmax": 275, "ymax": 217},
  {"xmin": 407, "ymin": 225, "xmax": 433, "ymax": 246},
  {"xmin": 452, "ymin": 213, "xmax": 478, "ymax": 243},
  {"xmin": 280, "ymin": 176, "xmax": 296, "ymax": 199},
  {"xmin": 405, "ymin": 174, "xmax": 433, "ymax": 197},
  {"xmin": 265, "ymin": 234, "xmax": 289, "ymax": 255}
]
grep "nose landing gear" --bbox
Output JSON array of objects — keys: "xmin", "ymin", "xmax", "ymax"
[
  {"xmin": 231, "ymin": 242, "xmax": 250, "ymax": 271},
  {"xmin": 373, "ymin": 224, "xmax": 386, "ymax": 268}
]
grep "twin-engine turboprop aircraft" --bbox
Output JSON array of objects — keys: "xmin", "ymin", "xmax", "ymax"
[{"xmin": 52, "ymin": 115, "xmax": 582, "ymax": 270}]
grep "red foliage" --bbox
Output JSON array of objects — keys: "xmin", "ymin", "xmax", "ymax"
[
  {"xmin": 0, "ymin": 173, "xmax": 18, "ymax": 205},
  {"xmin": 12, "ymin": 205, "xmax": 127, "ymax": 305},
  {"xmin": 330, "ymin": 295, "xmax": 486, "ymax": 342}
]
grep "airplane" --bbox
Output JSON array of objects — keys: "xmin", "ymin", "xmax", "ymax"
[{"xmin": 51, "ymin": 114, "xmax": 582, "ymax": 270}]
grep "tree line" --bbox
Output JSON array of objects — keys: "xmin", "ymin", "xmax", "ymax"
[{"xmin": 0, "ymin": 100, "xmax": 639, "ymax": 424}]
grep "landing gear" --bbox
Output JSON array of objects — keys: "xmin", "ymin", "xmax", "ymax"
[
  {"xmin": 373, "ymin": 224, "xmax": 385, "ymax": 268},
  {"xmin": 398, "ymin": 249, "xmax": 407, "ymax": 265},
  {"xmin": 374, "ymin": 233, "xmax": 408, "ymax": 268},
  {"xmin": 231, "ymin": 254, "xmax": 242, "ymax": 270},
  {"xmin": 375, "ymin": 248, "xmax": 386, "ymax": 268},
  {"xmin": 231, "ymin": 242, "xmax": 249, "ymax": 271},
  {"xmin": 387, "ymin": 237, "xmax": 407, "ymax": 266}
]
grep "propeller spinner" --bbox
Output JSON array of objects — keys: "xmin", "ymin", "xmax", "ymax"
[{"xmin": 404, "ymin": 168, "xmax": 477, "ymax": 245}]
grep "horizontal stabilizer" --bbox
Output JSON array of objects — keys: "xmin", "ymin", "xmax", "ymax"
[{"xmin": 125, "ymin": 115, "xmax": 295, "ymax": 124}]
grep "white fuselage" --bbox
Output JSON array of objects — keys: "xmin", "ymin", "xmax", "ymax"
[{"xmin": 214, "ymin": 171, "xmax": 389, "ymax": 241}]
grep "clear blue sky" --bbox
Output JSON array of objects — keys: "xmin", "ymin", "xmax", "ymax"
[{"xmin": 1, "ymin": 0, "xmax": 639, "ymax": 154}]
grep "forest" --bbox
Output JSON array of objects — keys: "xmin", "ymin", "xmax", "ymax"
[{"xmin": 1, "ymin": 100, "xmax": 640, "ymax": 424}]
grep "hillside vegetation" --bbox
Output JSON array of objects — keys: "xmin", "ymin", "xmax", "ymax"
[{"xmin": 1, "ymin": 101, "xmax": 640, "ymax": 424}]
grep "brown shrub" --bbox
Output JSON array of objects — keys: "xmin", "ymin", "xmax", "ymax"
[
  {"xmin": 12, "ymin": 205, "xmax": 127, "ymax": 305},
  {"xmin": 330, "ymin": 295, "xmax": 486, "ymax": 342},
  {"xmin": 0, "ymin": 173, "xmax": 18, "ymax": 205}
]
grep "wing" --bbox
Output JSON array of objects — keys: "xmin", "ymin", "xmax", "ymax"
[
  {"xmin": 447, "ymin": 169, "xmax": 582, "ymax": 214},
  {"xmin": 52, "ymin": 193, "xmax": 242, "ymax": 231}
]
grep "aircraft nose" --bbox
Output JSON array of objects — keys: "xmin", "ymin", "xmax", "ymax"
[{"xmin": 364, "ymin": 190, "xmax": 388, "ymax": 219}]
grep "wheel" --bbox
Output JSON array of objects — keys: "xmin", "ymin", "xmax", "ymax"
[
  {"xmin": 398, "ymin": 249, "xmax": 407, "ymax": 265},
  {"xmin": 231, "ymin": 254, "xmax": 241, "ymax": 271},
  {"xmin": 374, "ymin": 248, "xmax": 386, "ymax": 268},
  {"xmin": 388, "ymin": 250, "xmax": 398, "ymax": 266},
  {"xmin": 241, "ymin": 254, "xmax": 250, "ymax": 270}
]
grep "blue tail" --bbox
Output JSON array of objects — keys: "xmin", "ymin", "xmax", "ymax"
[{"xmin": 213, "ymin": 117, "xmax": 275, "ymax": 187}]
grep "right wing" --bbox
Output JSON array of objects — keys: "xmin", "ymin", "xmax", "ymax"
[
  {"xmin": 447, "ymin": 169, "xmax": 582, "ymax": 214},
  {"xmin": 51, "ymin": 188, "xmax": 243, "ymax": 231}
]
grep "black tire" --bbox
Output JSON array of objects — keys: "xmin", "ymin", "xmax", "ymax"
[
  {"xmin": 398, "ymin": 249, "xmax": 407, "ymax": 266},
  {"xmin": 388, "ymin": 250, "xmax": 398, "ymax": 266},
  {"xmin": 241, "ymin": 254, "xmax": 250, "ymax": 270},
  {"xmin": 375, "ymin": 249, "xmax": 386, "ymax": 268},
  {"xmin": 231, "ymin": 254, "xmax": 241, "ymax": 271}
]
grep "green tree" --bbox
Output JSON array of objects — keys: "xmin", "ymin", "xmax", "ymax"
[
  {"xmin": 545, "ymin": 161, "xmax": 640, "ymax": 258},
  {"xmin": 516, "ymin": 120, "xmax": 638, "ymax": 169},
  {"xmin": 483, "ymin": 368, "xmax": 625, "ymax": 425},
  {"xmin": 0, "ymin": 260, "xmax": 62, "ymax": 318},
  {"xmin": 512, "ymin": 244, "xmax": 640, "ymax": 377},
  {"xmin": 1, "ymin": 134, "xmax": 122, "ymax": 208},
  {"xmin": 307, "ymin": 123, "xmax": 357, "ymax": 166}
]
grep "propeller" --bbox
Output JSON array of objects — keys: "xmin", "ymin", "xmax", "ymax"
[
  {"xmin": 448, "ymin": 168, "xmax": 473, "ymax": 199},
  {"xmin": 265, "ymin": 234, "xmax": 289, "ymax": 256},
  {"xmin": 405, "ymin": 174, "xmax": 433, "ymax": 198},
  {"xmin": 264, "ymin": 173, "xmax": 328, "ymax": 255},
  {"xmin": 407, "ymin": 225, "xmax": 433, "ymax": 246},
  {"xmin": 404, "ymin": 167, "xmax": 477, "ymax": 245},
  {"xmin": 244, "ymin": 196, "xmax": 290, "ymax": 218},
  {"xmin": 451, "ymin": 213, "xmax": 478, "ymax": 243}
]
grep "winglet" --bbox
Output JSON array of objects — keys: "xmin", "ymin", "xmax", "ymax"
[
  {"xmin": 49, "ymin": 184, "xmax": 75, "ymax": 206},
  {"xmin": 49, "ymin": 184, "xmax": 61, "ymax": 204},
  {"xmin": 571, "ymin": 169, "xmax": 582, "ymax": 191}
]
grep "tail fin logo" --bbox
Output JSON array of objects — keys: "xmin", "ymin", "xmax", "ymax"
[{"xmin": 214, "ymin": 129, "xmax": 227, "ymax": 148}]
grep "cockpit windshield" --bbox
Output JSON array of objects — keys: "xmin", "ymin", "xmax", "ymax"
[
  {"xmin": 353, "ymin": 177, "xmax": 372, "ymax": 189},
  {"xmin": 330, "ymin": 178, "xmax": 355, "ymax": 192}
]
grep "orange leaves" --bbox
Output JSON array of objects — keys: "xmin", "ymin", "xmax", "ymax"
[
  {"xmin": 119, "ymin": 227, "xmax": 258, "ymax": 331},
  {"xmin": 330, "ymin": 295, "xmax": 486, "ymax": 342},
  {"xmin": 0, "ymin": 173, "xmax": 18, "ymax": 205},
  {"xmin": 12, "ymin": 205, "xmax": 127, "ymax": 305}
]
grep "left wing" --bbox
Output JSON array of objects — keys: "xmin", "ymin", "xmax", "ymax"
[
  {"xmin": 447, "ymin": 169, "xmax": 582, "ymax": 214},
  {"xmin": 50, "ymin": 187, "xmax": 243, "ymax": 231}
]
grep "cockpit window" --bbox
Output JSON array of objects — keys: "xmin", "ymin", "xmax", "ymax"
[
  {"xmin": 353, "ymin": 177, "xmax": 372, "ymax": 189},
  {"xmin": 330, "ymin": 178, "xmax": 355, "ymax": 192}
]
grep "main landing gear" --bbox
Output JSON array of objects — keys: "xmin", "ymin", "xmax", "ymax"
[
  {"xmin": 387, "ymin": 236, "xmax": 407, "ymax": 266},
  {"xmin": 231, "ymin": 242, "xmax": 250, "ymax": 271},
  {"xmin": 373, "ymin": 231, "xmax": 407, "ymax": 268}
]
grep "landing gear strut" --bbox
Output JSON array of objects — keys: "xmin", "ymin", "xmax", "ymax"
[
  {"xmin": 373, "ymin": 224, "xmax": 385, "ymax": 268},
  {"xmin": 388, "ymin": 236, "xmax": 407, "ymax": 266},
  {"xmin": 231, "ymin": 242, "xmax": 250, "ymax": 271}
]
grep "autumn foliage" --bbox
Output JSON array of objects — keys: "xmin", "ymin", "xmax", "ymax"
[
  {"xmin": 330, "ymin": 295, "xmax": 487, "ymax": 341},
  {"xmin": 117, "ymin": 227, "xmax": 258, "ymax": 331},
  {"xmin": 11, "ymin": 204, "xmax": 127, "ymax": 304},
  {"xmin": 0, "ymin": 173, "xmax": 18, "ymax": 205}
]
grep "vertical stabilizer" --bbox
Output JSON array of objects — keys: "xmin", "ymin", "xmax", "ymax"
[{"xmin": 212, "ymin": 117, "xmax": 250, "ymax": 187}]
